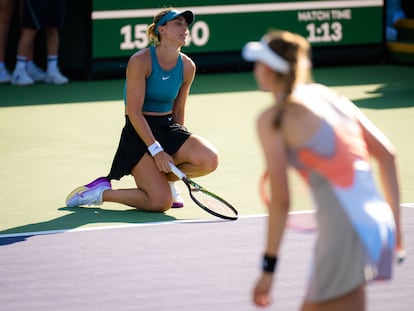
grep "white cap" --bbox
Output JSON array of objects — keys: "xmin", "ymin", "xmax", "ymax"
[{"xmin": 242, "ymin": 38, "xmax": 290, "ymax": 74}]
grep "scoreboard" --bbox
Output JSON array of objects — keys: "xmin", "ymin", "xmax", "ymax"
[{"xmin": 91, "ymin": 0, "xmax": 384, "ymax": 61}]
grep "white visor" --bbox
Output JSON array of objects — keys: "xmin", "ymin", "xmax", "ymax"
[{"xmin": 242, "ymin": 39, "xmax": 290, "ymax": 74}]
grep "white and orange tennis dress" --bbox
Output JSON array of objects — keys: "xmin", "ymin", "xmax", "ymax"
[{"xmin": 288, "ymin": 84, "xmax": 396, "ymax": 302}]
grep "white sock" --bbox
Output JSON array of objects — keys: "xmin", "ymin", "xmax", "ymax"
[
  {"xmin": 47, "ymin": 55, "xmax": 58, "ymax": 72},
  {"xmin": 15, "ymin": 56, "xmax": 27, "ymax": 70}
]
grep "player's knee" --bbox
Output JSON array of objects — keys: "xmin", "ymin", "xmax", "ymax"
[
  {"xmin": 203, "ymin": 150, "xmax": 219, "ymax": 173},
  {"xmin": 148, "ymin": 194, "xmax": 173, "ymax": 212}
]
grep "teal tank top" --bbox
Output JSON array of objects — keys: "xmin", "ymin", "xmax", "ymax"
[{"xmin": 124, "ymin": 46, "xmax": 184, "ymax": 113}]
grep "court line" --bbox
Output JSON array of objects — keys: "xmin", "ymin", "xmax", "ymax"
[
  {"xmin": 1, "ymin": 204, "xmax": 412, "ymax": 239},
  {"xmin": 0, "ymin": 214, "xmax": 265, "ymax": 239}
]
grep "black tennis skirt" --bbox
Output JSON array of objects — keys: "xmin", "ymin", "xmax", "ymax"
[{"xmin": 107, "ymin": 114, "xmax": 191, "ymax": 180}]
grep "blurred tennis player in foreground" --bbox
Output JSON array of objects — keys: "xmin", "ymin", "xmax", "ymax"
[
  {"xmin": 243, "ymin": 30, "xmax": 405, "ymax": 310},
  {"xmin": 66, "ymin": 8, "xmax": 218, "ymax": 211}
]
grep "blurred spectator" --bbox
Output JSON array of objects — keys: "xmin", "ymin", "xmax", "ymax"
[
  {"xmin": 11, "ymin": 0, "xmax": 68, "ymax": 85},
  {"xmin": 0, "ymin": 0, "xmax": 13, "ymax": 83},
  {"xmin": 386, "ymin": 0, "xmax": 406, "ymax": 41}
]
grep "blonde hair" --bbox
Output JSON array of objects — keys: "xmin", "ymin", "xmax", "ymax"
[
  {"xmin": 146, "ymin": 8, "xmax": 174, "ymax": 46},
  {"xmin": 264, "ymin": 30, "xmax": 313, "ymax": 127}
]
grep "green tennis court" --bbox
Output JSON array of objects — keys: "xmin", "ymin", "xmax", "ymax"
[
  {"xmin": 0, "ymin": 64, "xmax": 413, "ymax": 234},
  {"xmin": 1, "ymin": 64, "xmax": 413, "ymax": 311}
]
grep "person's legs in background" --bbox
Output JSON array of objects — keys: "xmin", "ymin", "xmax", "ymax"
[
  {"xmin": 44, "ymin": 26, "xmax": 68, "ymax": 84},
  {"xmin": 11, "ymin": 26, "xmax": 37, "ymax": 85},
  {"xmin": 0, "ymin": 0, "xmax": 14, "ymax": 83},
  {"xmin": 11, "ymin": 0, "xmax": 68, "ymax": 85}
]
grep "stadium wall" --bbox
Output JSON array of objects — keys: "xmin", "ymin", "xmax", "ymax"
[{"xmin": 4, "ymin": 1, "xmax": 386, "ymax": 80}]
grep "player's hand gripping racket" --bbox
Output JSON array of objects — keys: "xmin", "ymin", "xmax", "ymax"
[
  {"xmin": 169, "ymin": 163, "xmax": 238, "ymax": 221},
  {"xmin": 260, "ymin": 170, "xmax": 316, "ymax": 232}
]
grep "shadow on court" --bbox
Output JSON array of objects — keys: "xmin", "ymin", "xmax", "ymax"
[
  {"xmin": 0, "ymin": 207, "xmax": 176, "ymax": 245},
  {"xmin": 1, "ymin": 64, "xmax": 414, "ymax": 108},
  {"xmin": 0, "ymin": 72, "xmax": 257, "ymax": 107},
  {"xmin": 314, "ymin": 64, "xmax": 414, "ymax": 109},
  {"xmin": 354, "ymin": 83, "xmax": 414, "ymax": 109}
]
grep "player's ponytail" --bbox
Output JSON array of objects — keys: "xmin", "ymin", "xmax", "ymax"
[
  {"xmin": 146, "ymin": 8, "xmax": 173, "ymax": 46},
  {"xmin": 146, "ymin": 22, "xmax": 159, "ymax": 46},
  {"xmin": 266, "ymin": 31, "xmax": 312, "ymax": 128}
]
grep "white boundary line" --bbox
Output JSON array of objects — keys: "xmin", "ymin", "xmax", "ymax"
[
  {"xmin": 1, "ymin": 202, "xmax": 412, "ymax": 239},
  {"xmin": 0, "ymin": 214, "xmax": 265, "ymax": 239},
  {"xmin": 92, "ymin": 1, "xmax": 383, "ymax": 20}
]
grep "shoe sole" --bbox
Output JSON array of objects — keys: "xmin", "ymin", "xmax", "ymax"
[
  {"xmin": 171, "ymin": 202, "xmax": 184, "ymax": 208},
  {"xmin": 45, "ymin": 76, "xmax": 69, "ymax": 85},
  {"xmin": 65, "ymin": 185, "xmax": 90, "ymax": 206},
  {"xmin": 45, "ymin": 80, "xmax": 68, "ymax": 85},
  {"xmin": 11, "ymin": 81, "xmax": 34, "ymax": 86}
]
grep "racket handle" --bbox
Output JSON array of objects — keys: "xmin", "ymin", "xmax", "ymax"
[{"xmin": 169, "ymin": 162, "xmax": 186, "ymax": 180}]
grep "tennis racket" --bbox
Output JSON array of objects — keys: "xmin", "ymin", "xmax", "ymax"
[
  {"xmin": 169, "ymin": 163, "xmax": 238, "ymax": 221},
  {"xmin": 260, "ymin": 170, "xmax": 316, "ymax": 232}
]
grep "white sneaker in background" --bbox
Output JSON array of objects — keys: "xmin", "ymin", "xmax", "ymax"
[
  {"xmin": 27, "ymin": 63, "xmax": 46, "ymax": 82},
  {"xmin": 11, "ymin": 68, "xmax": 34, "ymax": 86},
  {"xmin": 0, "ymin": 67, "xmax": 11, "ymax": 83},
  {"xmin": 45, "ymin": 68, "xmax": 69, "ymax": 85}
]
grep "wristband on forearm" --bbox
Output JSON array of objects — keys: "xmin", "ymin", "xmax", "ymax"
[
  {"xmin": 148, "ymin": 141, "xmax": 164, "ymax": 157},
  {"xmin": 262, "ymin": 254, "xmax": 278, "ymax": 273}
]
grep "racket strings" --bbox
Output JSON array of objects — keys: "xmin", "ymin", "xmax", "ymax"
[{"xmin": 191, "ymin": 189, "xmax": 237, "ymax": 218}]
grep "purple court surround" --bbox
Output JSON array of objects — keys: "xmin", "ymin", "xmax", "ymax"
[{"xmin": 0, "ymin": 207, "xmax": 412, "ymax": 311}]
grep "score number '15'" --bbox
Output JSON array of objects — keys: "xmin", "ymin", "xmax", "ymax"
[{"xmin": 120, "ymin": 21, "xmax": 210, "ymax": 50}]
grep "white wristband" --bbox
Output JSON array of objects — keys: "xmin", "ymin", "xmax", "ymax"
[{"xmin": 148, "ymin": 141, "xmax": 164, "ymax": 157}]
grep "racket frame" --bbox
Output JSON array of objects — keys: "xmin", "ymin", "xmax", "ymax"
[{"xmin": 169, "ymin": 163, "xmax": 238, "ymax": 221}]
